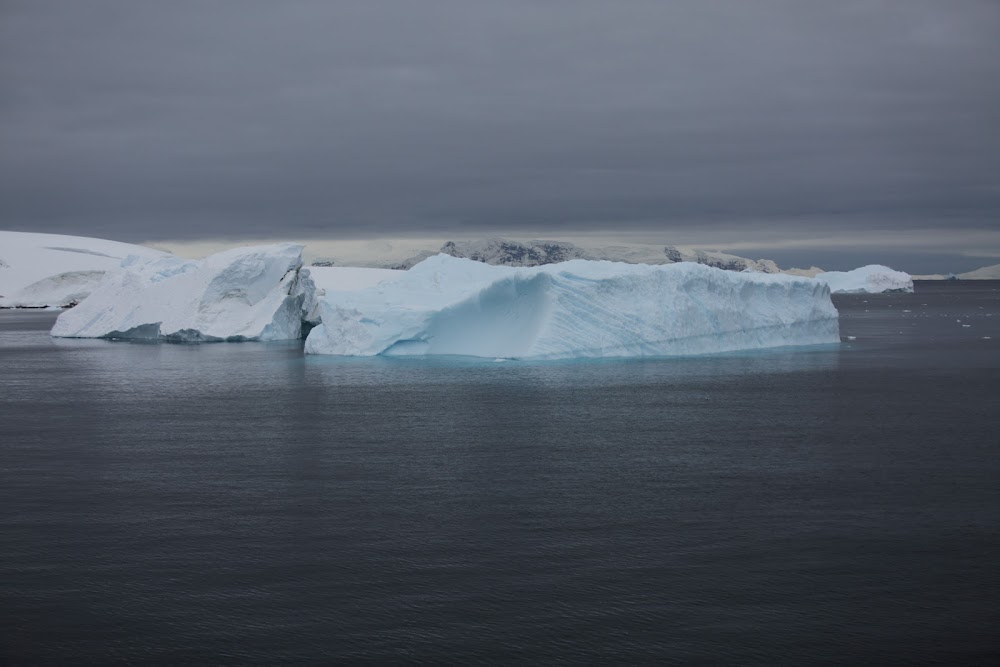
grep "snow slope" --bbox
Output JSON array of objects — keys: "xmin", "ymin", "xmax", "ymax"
[
  {"xmin": 51, "ymin": 244, "xmax": 312, "ymax": 341},
  {"xmin": 912, "ymin": 264, "xmax": 1000, "ymax": 280},
  {"xmin": 305, "ymin": 255, "xmax": 840, "ymax": 359},
  {"xmin": 814, "ymin": 265, "xmax": 914, "ymax": 293},
  {"xmin": 0, "ymin": 231, "xmax": 169, "ymax": 307},
  {"xmin": 306, "ymin": 266, "xmax": 404, "ymax": 293},
  {"xmin": 956, "ymin": 264, "xmax": 1000, "ymax": 280}
]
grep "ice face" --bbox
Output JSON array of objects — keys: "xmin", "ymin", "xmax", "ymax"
[
  {"xmin": 51, "ymin": 244, "xmax": 311, "ymax": 341},
  {"xmin": 815, "ymin": 265, "xmax": 914, "ymax": 294},
  {"xmin": 304, "ymin": 255, "xmax": 841, "ymax": 359}
]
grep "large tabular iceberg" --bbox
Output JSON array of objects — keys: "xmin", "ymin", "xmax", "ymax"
[
  {"xmin": 815, "ymin": 265, "xmax": 914, "ymax": 294},
  {"xmin": 51, "ymin": 244, "xmax": 314, "ymax": 341},
  {"xmin": 304, "ymin": 255, "xmax": 840, "ymax": 359}
]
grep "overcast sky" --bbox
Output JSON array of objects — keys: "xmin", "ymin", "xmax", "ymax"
[{"xmin": 1, "ymin": 1, "xmax": 998, "ymax": 271}]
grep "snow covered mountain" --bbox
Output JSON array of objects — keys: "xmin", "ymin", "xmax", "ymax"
[
  {"xmin": 0, "ymin": 231, "xmax": 168, "ymax": 308},
  {"xmin": 673, "ymin": 248, "xmax": 780, "ymax": 274},
  {"xmin": 957, "ymin": 264, "xmax": 1000, "ymax": 280},
  {"xmin": 390, "ymin": 238, "xmax": 782, "ymax": 273},
  {"xmin": 913, "ymin": 264, "xmax": 1000, "ymax": 280}
]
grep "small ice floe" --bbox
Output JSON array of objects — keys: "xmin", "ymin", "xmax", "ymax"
[
  {"xmin": 846, "ymin": 335, "xmax": 857, "ymax": 340},
  {"xmin": 493, "ymin": 358, "xmax": 508, "ymax": 363},
  {"xmin": 962, "ymin": 324, "xmax": 971, "ymax": 328},
  {"xmin": 983, "ymin": 336, "xmax": 992, "ymax": 340},
  {"xmin": 902, "ymin": 309, "xmax": 911, "ymax": 313}
]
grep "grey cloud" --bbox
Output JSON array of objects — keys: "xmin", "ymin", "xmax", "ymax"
[{"xmin": 1, "ymin": 0, "xmax": 998, "ymax": 269}]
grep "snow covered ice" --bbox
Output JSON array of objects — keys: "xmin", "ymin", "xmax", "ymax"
[
  {"xmin": 0, "ymin": 231, "xmax": 168, "ymax": 308},
  {"xmin": 299, "ymin": 265, "xmax": 404, "ymax": 323},
  {"xmin": 306, "ymin": 266, "xmax": 404, "ymax": 294},
  {"xmin": 52, "ymin": 244, "xmax": 314, "ymax": 341},
  {"xmin": 304, "ymin": 255, "xmax": 840, "ymax": 359},
  {"xmin": 47, "ymin": 244, "xmax": 841, "ymax": 359},
  {"xmin": 814, "ymin": 265, "xmax": 914, "ymax": 294}
]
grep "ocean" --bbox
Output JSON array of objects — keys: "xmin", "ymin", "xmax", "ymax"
[{"xmin": 1, "ymin": 281, "xmax": 998, "ymax": 663}]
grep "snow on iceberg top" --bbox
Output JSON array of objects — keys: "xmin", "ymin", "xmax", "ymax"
[
  {"xmin": 304, "ymin": 254, "xmax": 840, "ymax": 359},
  {"xmin": 814, "ymin": 264, "xmax": 914, "ymax": 293},
  {"xmin": 305, "ymin": 266, "xmax": 404, "ymax": 294},
  {"xmin": 51, "ymin": 243, "xmax": 312, "ymax": 341},
  {"xmin": 0, "ymin": 231, "xmax": 169, "ymax": 307}
]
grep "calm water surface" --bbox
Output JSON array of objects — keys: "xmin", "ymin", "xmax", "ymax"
[{"xmin": 2, "ymin": 281, "xmax": 999, "ymax": 663}]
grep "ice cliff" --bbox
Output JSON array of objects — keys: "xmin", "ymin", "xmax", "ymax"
[
  {"xmin": 815, "ymin": 265, "xmax": 914, "ymax": 294},
  {"xmin": 51, "ymin": 244, "xmax": 315, "ymax": 341},
  {"xmin": 304, "ymin": 255, "xmax": 840, "ymax": 359}
]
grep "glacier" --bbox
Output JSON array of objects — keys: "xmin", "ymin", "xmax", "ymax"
[
  {"xmin": 815, "ymin": 265, "xmax": 914, "ymax": 294},
  {"xmin": 51, "ymin": 244, "xmax": 315, "ymax": 341},
  {"xmin": 304, "ymin": 255, "xmax": 840, "ymax": 359},
  {"xmin": 0, "ymin": 231, "xmax": 169, "ymax": 308}
]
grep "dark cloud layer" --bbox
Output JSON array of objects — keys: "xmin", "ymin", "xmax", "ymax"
[{"xmin": 1, "ymin": 1, "xmax": 998, "ymax": 268}]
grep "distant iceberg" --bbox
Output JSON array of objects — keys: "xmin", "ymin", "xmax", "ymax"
[
  {"xmin": 815, "ymin": 265, "xmax": 914, "ymax": 294},
  {"xmin": 304, "ymin": 255, "xmax": 840, "ymax": 359},
  {"xmin": 51, "ymin": 244, "xmax": 314, "ymax": 341}
]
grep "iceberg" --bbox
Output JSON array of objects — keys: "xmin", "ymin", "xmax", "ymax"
[
  {"xmin": 47, "ymin": 245, "xmax": 842, "ymax": 358},
  {"xmin": 299, "ymin": 265, "xmax": 405, "ymax": 324},
  {"xmin": 815, "ymin": 265, "xmax": 914, "ymax": 294},
  {"xmin": 306, "ymin": 266, "xmax": 404, "ymax": 294},
  {"xmin": 304, "ymin": 255, "xmax": 840, "ymax": 359},
  {"xmin": 51, "ymin": 243, "xmax": 313, "ymax": 341}
]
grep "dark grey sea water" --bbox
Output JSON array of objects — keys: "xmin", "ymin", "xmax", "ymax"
[{"xmin": 2, "ymin": 281, "xmax": 999, "ymax": 664}]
